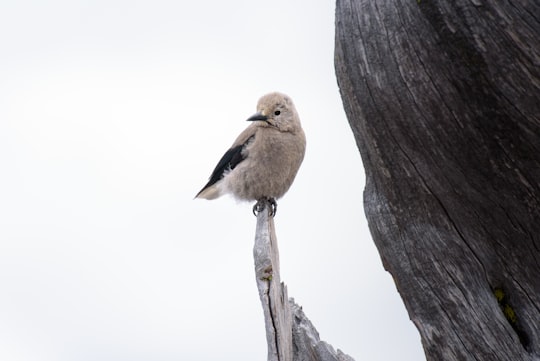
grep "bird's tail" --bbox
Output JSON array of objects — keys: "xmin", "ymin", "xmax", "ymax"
[{"xmin": 195, "ymin": 184, "xmax": 222, "ymax": 200}]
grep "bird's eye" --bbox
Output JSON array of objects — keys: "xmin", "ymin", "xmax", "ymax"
[{"xmin": 274, "ymin": 110, "xmax": 281, "ymax": 116}]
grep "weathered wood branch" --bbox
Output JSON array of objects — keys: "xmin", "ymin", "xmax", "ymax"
[
  {"xmin": 253, "ymin": 204, "xmax": 355, "ymax": 361},
  {"xmin": 254, "ymin": 206, "xmax": 293, "ymax": 361},
  {"xmin": 335, "ymin": 0, "xmax": 540, "ymax": 360}
]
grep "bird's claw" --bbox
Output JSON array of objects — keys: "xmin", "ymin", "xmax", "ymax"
[
  {"xmin": 252, "ymin": 201, "xmax": 262, "ymax": 216},
  {"xmin": 252, "ymin": 197, "xmax": 277, "ymax": 217},
  {"xmin": 269, "ymin": 198, "xmax": 277, "ymax": 216}
]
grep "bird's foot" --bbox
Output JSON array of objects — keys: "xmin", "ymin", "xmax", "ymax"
[
  {"xmin": 268, "ymin": 198, "xmax": 277, "ymax": 216},
  {"xmin": 252, "ymin": 197, "xmax": 277, "ymax": 217}
]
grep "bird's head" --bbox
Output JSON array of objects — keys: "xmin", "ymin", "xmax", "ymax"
[{"xmin": 246, "ymin": 92, "xmax": 301, "ymax": 133}]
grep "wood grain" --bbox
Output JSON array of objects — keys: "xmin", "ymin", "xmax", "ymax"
[{"xmin": 335, "ymin": 1, "xmax": 540, "ymax": 360}]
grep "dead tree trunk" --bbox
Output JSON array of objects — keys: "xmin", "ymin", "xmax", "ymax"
[
  {"xmin": 335, "ymin": 1, "xmax": 540, "ymax": 360},
  {"xmin": 253, "ymin": 205, "xmax": 355, "ymax": 361}
]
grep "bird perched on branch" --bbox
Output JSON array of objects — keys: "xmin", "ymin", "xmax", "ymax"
[{"xmin": 195, "ymin": 92, "xmax": 306, "ymax": 216}]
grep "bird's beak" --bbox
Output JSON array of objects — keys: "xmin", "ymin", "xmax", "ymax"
[{"xmin": 246, "ymin": 112, "xmax": 268, "ymax": 122}]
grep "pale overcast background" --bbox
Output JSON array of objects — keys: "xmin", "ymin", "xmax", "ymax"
[{"xmin": 0, "ymin": 1, "xmax": 424, "ymax": 360}]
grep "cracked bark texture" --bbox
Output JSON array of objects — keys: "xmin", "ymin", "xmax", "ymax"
[
  {"xmin": 254, "ymin": 206, "xmax": 355, "ymax": 361},
  {"xmin": 335, "ymin": 1, "xmax": 540, "ymax": 360}
]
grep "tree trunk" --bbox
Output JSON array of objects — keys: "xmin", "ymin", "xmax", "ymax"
[{"xmin": 334, "ymin": 1, "xmax": 540, "ymax": 360}]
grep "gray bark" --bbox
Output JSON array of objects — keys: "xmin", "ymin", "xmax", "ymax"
[
  {"xmin": 253, "ymin": 205, "xmax": 355, "ymax": 361},
  {"xmin": 334, "ymin": 1, "xmax": 540, "ymax": 360}
]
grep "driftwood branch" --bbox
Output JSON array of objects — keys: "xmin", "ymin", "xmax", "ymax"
[
  {"xmin": 253, "ymin": 206, "xmax": 293, "ymax": 361},
  {"xmin": 253, "ymin": 205, "xmax": 355, "ymax": 361}
]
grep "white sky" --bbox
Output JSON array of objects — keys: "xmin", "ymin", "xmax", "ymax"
[{"xmin": 0, "ymin": 1, "xmax": 424, "ymax": 360}]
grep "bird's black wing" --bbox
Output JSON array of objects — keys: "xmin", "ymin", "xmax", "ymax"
[{"xmin": 198, "ymin": 135, "xmax": 253, "ymax": 193}]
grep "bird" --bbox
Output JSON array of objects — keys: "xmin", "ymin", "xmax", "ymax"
[{"xmin": 195, "ymin": 92, "xmax": 306, "ymax": 216}]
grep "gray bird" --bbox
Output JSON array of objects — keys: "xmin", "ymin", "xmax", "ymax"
[{"xmin": 195, "ymin": 92, "xmax": 306, "ymax": 216}]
